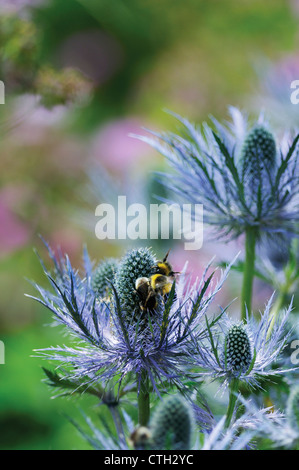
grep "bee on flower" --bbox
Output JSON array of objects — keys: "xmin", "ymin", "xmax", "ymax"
[{"xmin": 28, "ymin": 242, "xmax": 234, "ymax": 428}]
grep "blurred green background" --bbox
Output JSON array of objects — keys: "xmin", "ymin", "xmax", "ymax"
[{"xmin": 1, "ymin": 0, "xmax": 299, "ymax": 449}]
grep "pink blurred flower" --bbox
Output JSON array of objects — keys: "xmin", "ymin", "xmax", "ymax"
[
  {"xmin": 49, "ymin": 228, "xmax": 83, "ymax": 261},
  {"xmin": 253, "ymin": 53, "xmax": 299, "ymax": 128},
  {"xmin": 90, "ymin": 118, "xmax": 152, "ymax": 171},
  {"xmin": 0, "ymin": 0, "xmax": 45, "ymax": 15},
  {"xmin": 0, "ymin": 197, "xmax": 30, "ymax": 256},
  {"xmin": 168, "ymin": 243, "xmax": 233, "ymax": 310},
  {"xmin": 167, "ymin": 245, "xmax": 209, "ymax": 279},
  {"xmin": 266, "ymin": 54, "xmax": 299, "ymax": 91},
  {"xmin": 289, "ymin": 0, "xmax": 299, "ymax": 16},
  {"xmin": 8, "ymin": 95, "xmax": 67, "ymax": 145}
]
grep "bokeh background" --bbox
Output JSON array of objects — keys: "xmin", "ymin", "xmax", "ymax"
[{"xmin": 1, "ymin": 0, "xmax": 299, "ymax": 449}]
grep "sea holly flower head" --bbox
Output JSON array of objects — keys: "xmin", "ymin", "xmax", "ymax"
[
  {"xmin": 28, "ymin": 243, "xmax": 234, "ymax": 398},
  {"xmin": 194, "ymin": 295, "xmax": 293, "ymax": 389},
  {"xmin": 134, "ymin": 108, "xmax": 299, "ymax": 241},
  {"xmin": 240, "ymin": 125, "xmax": 277, "ymax": 196},
  {"xmin": 223, "ymin": 323, "xmax": 252, "ymax": 375},
  {"xmin": 114, "ymin": 247, "xmax": 160, "ymax": 323}
]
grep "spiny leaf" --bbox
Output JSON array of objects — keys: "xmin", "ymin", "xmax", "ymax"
[
  {"xmin": 212, "ymin": 131, "xmax": 246, "ymax": 208},
  {"xmin": 205, "ymin": 314, "xmax": 221, "ymax": 367},
  {"xmin": 189, "ymin": 271, "xmax": 215, "ymax": 324},
  {"xmin": 107, "ymin": 280, "xmax": 131, "ymax": 349},
  {"xmin": 159, "ymin": 280, "xmax": 176, "ymax": 347},
  {"xmin": 274, "ymin": 133, "xmax": 299, "ymax": 188},
  {"xmin": 42, "ymin": 367, "xmax": 104, "ymax": 398}
]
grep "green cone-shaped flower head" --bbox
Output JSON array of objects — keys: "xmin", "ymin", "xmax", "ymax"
[
  {"xmin": 224, "ymin": 323, "xmax": 252, "ymax": 374},
  {"xmin": 92, "ymin": 258, "xmax": 118, "ymax": 297},
  {"xmin": 286, "ymin": 385, "xmax": 299, "ymax": 431},
  {"xmin": 241, "ymin": 125, "xmax": 277, "ymax": 185},
  {"xmin": 150, "ymin": 395, "xmax": 192, "ymax": 450},
  {"xmin": 114, "ymin": 247, "xmax": 157, "ymax": 317}
]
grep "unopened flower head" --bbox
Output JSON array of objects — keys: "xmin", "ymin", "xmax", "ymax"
[
  {"xmin": 150, "ymin": 395, "xmax": 193, "ymax": 450},
  {"xmin": 240, "ymin": 125, "xmax": 277, "ymax": 194},
  {"xmin": 224, "ymin": 323, "xmax": 252, "ymax": 375},
  {"xmin": 194, "ymin": 295, "xmax": 293, "ymax": 389},
  {"xmin": 135, "ymin": 108, "xmax": 299, "ymax": 241},
  {"xmin": 114, "ymin": 247, "xmax": 159, "ymax": 322}
]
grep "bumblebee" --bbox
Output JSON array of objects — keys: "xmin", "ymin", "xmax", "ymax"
[
  {"xmin": 151, "ymin": 249, "xmax": 180, "ymax": 279},
  {"xmin": 129, "ymin": 426, "xmax": 152, "ymax": 449},
  {"xmin": 135, "ymin": 250, "xmax": 179, "ymax": 312},
  {"xmin": 135, "ymin": 274, "xmax": 172, "ymax": 312},
  {"xmin": 135, "ymin": 277, "xmax": 158, "ymax": 312},
  {"xmin": 149, "ymin": 273, "xmax": 173, "ymax": 297},
  {"xmin": 150, "ymin": 249, "xmax": 179, "ymax": 297}
]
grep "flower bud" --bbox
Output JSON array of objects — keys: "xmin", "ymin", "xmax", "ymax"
[
  {"xmin": 224, "ymin": 324, "xmax": 252, "ymax": 374},
  {"xmin": 241, "ymin": 126, "xmax": 277, "ymax": 186},
  {"xmin": 114, "ymin": 247, "xmax": 156, "ymax": 317}
]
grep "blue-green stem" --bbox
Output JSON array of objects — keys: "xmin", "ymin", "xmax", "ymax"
[
  {"xmin": 267, "ymin": 290, "xmax": 287, "ymax": 340},
  {"xmin": 241, "ymin": 228, "xmax": 257, "ymax": 322},
  {"xmin": 267, "ymin": 257, "xmax": 295, "ymax": 338},
  {"xmin": 138, "ymin": 370, "xmax": 150, "ymax": 426},
  {"xmin": 225, "ymin": 378, "xmax": 240, "ymax": 429}
]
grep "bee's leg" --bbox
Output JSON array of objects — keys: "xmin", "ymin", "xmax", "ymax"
[
  {"xmin": 144, "ymin": 291, "xmax": 151, "ymax": 309},
  {"xmin": 135, "ymin": 289, "xmax": 142, "ymax": 301},
  {"xmin": 145, "ymin": 290, "xmax": 158, "ymax": 313}
]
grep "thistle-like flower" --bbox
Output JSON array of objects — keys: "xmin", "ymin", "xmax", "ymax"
[
  {"xmin": 28, "ymin": 244, "xmax": 233, "ymax": 402},
  {"xmin": 223, "ymin": 323, "xmax": 252, "ymax": 375},
  {"xmin": 194, "ymin": 295, "xmax": 293, "ymax": 390},
  {"xmin": 135, "ymin": 108, "xmax": 299, "ymax": 240}
]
